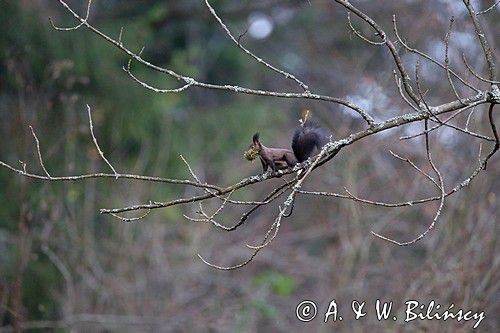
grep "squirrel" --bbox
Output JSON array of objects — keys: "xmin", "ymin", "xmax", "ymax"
[{"xmin": 247, "ymin": 122, "xmax": 328, "ymax": 172}]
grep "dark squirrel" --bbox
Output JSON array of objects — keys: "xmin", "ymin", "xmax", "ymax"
[{"xmin": 250, "ymin": 123, "xmax": 328, "ymax": 172}]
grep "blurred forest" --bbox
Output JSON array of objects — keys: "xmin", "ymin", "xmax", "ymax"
[{"xmin": 0, "ymin": 0, "xmax": 499, "ymax": 332}]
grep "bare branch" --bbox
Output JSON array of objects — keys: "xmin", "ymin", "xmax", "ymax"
[
  {"xmin": 198, "ymin": 200, "xmax": 293, "ymax": 270},
  {"xmin": 0, "ymin": 159, "xmax": 222, "ymax": 190},
  {"xmin": 462, "ymin": 54, "xmax": 500, "ymax": 84},
  {"xmin": 443, "ymin": 17, "xmax": 464, "ymax": 103},
  {"xmin": 118, "ymin": 26, "xmax": 123, "ymax": 45},
  {"xmin": 483, "ymin": 104, "xmax": 499, "ymax": 169},
  {"xmin": 465, "ymin": 107, "xmax": 476, "ymax": 130},
  {"xmin": 333, "ymin": 0, "xmax": 420, "ymax": 105},
  {"xmin": 110, "ymin": 209, "xmax": 152, "ymax": 223},
  {"xmin": 388, "ymin": 150, "xmax": 438, "ymax": 188},
  {"xmin": 124, "ymin": 59, "xmax": 195, "ymax": 93},
  {"xmin": 477, "ymin": 0, "xmax": 500, "ymax": 15},
  {"xmin": 394, "ymin": 71, "xmax": 419, "ymax": 112},
  {"xmin": 393, "ymin": 15, "xmax": 479, "ymax": 93},
  {"xmin": 51, "ymin": 0, "xmax": 376, "ymax": 125},
  {"xmin": 462, "ymin": 0, "xmax": 497, "ymax": 82},
  {"xmin": 301, "ymin": 141, "xmax": 491, "ymax": 209},
  {"xmin": 400, "ymin": 101, "xmax": 495, "ymax": 142},
  {"xmin": 3, "ymin": 88, "xmax": 488, "ymax": 221},
  {"xmin": 86, "ymin": 105, "xmax": 118, "ymax": 178},
  {"xmin": 18, "ymin": 160, "xmax": 27, "ymax": 173},
  {"xmin": 183, "ymin": 190, "xmax": 237, "ymax": 231},
  {"xmin": 96, "ymin": 88, "xmax": 491, "ymax": 215},
  {"xmin": 227, "ymin": 180, "xmax": 295, "ymax": 231},
  {"xmin": 347, "ymin": 12, "xmax": 386, "ymax": 46},
  {"xmin": 199, "ymin": 142, "xmax": 330, "ymax": 270},
  {"xmin": 180, "ymin": 155, "xmax": 276, "ymax": 206},
  {"xmin": 372, "ymin": 119, "xmax": 446, "ymax": 246},
  {"xmin": 29, "ymin": 125, "xmax": 51, "ymax": 178},
  {"xmin": 429, "ymin": 118, "xmax": 494, "ymax": 141},
  {"xmin": 49, "ymin": 0, "xmax": 92, "ymax": 31},
  {"xmin": 204, "ymin": 0, "xmax": 310, "ymax": 92}
]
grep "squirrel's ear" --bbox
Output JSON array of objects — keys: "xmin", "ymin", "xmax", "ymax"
[{"xmin": 252, "ymin": 132, "xmax": 260, "ymax": 143}]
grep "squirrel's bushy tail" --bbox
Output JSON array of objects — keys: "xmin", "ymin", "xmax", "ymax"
[{"xmin": 292, "ymin": 122, "xmax": 328, "ymax": 162}]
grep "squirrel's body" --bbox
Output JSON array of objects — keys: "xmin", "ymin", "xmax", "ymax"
[{"xmin": 251, "ymin": 123, "xmax": 328, "ymax": 172}]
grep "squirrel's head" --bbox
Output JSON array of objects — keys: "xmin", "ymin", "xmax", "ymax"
[{"xmin": 244, "ymin": 133, "xmax": 261, "ymax": 161}]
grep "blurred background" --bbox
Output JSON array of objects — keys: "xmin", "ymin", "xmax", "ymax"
[{"xmin": 0, "ymin": 0, "xmax": 498, "ymax": 331}]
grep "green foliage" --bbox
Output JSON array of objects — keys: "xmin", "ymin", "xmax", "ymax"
[
  {"xmin": 254, "ymin": 271, "xmax": 297, "ymax": 297},
  {"xmin": 22, "ymin": 255, "xmax": 59, "ymax": 321},
  {"xmin": 249, "ymin": 298, "xmax": 279, "ymax": 319},
  {"xmin": 244, "ymin": 146, "xmax": 260, "ymax": 161}
]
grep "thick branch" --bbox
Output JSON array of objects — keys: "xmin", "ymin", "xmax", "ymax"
[{"xmin": 99, "ymin": 91, "xmax": 492, "ymax": 215}]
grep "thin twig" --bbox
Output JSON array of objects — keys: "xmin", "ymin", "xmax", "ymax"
[
  {"xmin": 29, "ymin": 125, "xmax": 51, "ymax": 178},
  {"xmin": 462, "ymin": 53, "xmax": 500, "ymax": 84},
  {"xmin": 392, "ymin": 15, "xmax": 479, "ymax": 93},
  {"xmin": 372, "ymin": 119, "xmax": 446, "ymax": 246},
  {"xmin": 462, "ymin": 0, "xmax": 497, "ymax": 82},
  {"xmin": 204, "ymin": 0, "xmax": 310, "ymax": 92},
  {"xmin": 184, "ymin": 191, "xmax": 236, "ymax": 230},
  {"xmin": 465, "ymin": 107, "xmax": 476, "ymax": 130},
  {"xmin": 118, "ymin": 27, "xmax": 124, "ymax": 45},
  {"xmin": 125, "ymin": 59, "xmax": 195, "ymax": 93},
  {"xmin": 110, "ymin": 209, "xmax": 152, "ymax": 223},
  {"xmin": 400, "ymin": 101, "xmax": 494, "ymax": 141},
  {"xmin": 388, "ymin": 151, "xmax": 438, "ymax": 188},
  {"xmin": 347, "ymin": 12, "xmax": 386, "ymax": 45},
  {"xmin": 334, "ymin": 0, "xmax": 420, "ymax": 104},
  {"xmin": 86, "ymin": 105, "xmax": 118, "ymax": 178},
  {"xmin": 49, "ymin": 0, "xmax": 93, "ymax": 31},
  {"xmin": 477, "ymin": 0, "xmax": 500, "ymax": 15},
  {"xmin": 444, "ymin": 17, "xmax": 464, "ymax": 103},
  {"xmin": 394, "ymin": 71, "xmax": 419, "ymax": 112},
  {"xmin": 483, "ymin": 104, "xmax": 499, "ymax": 169}
]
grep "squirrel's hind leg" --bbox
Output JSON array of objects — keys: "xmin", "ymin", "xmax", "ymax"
[{"xmin": 285, "ymin": 153, "xmax": 298, "ymax": 168}]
